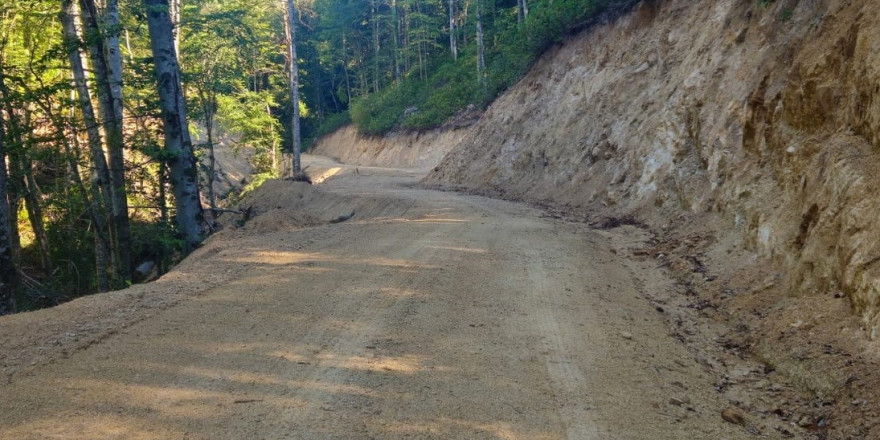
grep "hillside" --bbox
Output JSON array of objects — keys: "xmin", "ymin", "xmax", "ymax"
[
  {"xmin": 426, "ymin": 0, "xmax": 880, "ymax": 337},
  {"xmin": 314, "ymin": 0, "xmax": 880, "ymax": 437}
]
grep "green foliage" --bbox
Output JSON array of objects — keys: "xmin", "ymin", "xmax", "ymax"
[
  {"xmin": 307, "ymin": 111, "xmax": 351, "ymax": 147},
  {"xmin": 217, "ymin": 91, "xmax": 282, "ymax": 173},
  {"xmin": 340, "ymin": 0, "xmax": 641, "ymax": 135}
]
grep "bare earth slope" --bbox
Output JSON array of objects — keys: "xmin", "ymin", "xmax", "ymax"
[
  {"xmin": 425, "ymin": 0, "xmax": 880, "ymax": 338},
  {"xmin": 312, "ymin": 125, "xmax": 470, "ymax": 170},
  {"xmin": 420, "ymin": 1, "xmax": 880, "ymax": 436},
  {"xmin": 0, "ymin": 157, "xmax": 757, "ymax": 439}
]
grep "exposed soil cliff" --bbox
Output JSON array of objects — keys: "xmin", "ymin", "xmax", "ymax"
[
  {"xmin": 428, "ymin": 0, "xmax": 880, "ymax": 341},
  {"xmin": 312, "ymin": 124, "xmax": 470, "ymax": 170},
  {"xmin": 415, "ymin": 0, "xmax": 880, "ymax": 436}
]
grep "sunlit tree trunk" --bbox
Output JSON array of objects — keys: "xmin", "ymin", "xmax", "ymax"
[
  {"xmin": 170, "ymin": 0, "xmax": 181, "ymax": 57},
  {"xmin": 62, "ymin": 0, "xmax": 113, "ymax": 290},
  {"xmin": 145, "ymin": 0, "xmax": 205, "ymax": 254},
  {"xmin": 80, "ymin": 0, "xmax": 132, "ymax": 284},
  {"xmin": 284, "ymin": 0, "xmax": 302, "ymax": 176},
  {"xmin": 449, "ymin": 0, "xmax": 457, "ymax": 60},
  {"xmin": 391, "ymin": 0, "xmax": 400, "ymax": 82}
]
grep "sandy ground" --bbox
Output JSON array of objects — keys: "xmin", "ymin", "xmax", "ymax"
[{"xmin": 0, "ymin": 156, "xmax": 767, "ymax": 439}]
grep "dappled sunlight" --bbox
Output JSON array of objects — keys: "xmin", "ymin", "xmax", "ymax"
[
  {"xmin": 225, "ymin": 251, "xmax": 325, "ymax": 265},
  {"xmin": 223, "ymin": 250, "xmax": 439, "ymax": 271},
  {"xmin": 0, "ymin": 414, "xmax": 187, "ymax": 440},
  {"xmin": 372, "ymin": 417, "xmax": 552, "ymax": 440},
  {"xmin": 428, "ymin": 245, "xmax": 488, "ymax": 254},
  {"xmin": 57, "ymin": 377, "xmax": 303, "ymax": 421},
  {"xmin": 315, "ymin": 352, "xmax": 429, "ymax": 374},
  {"xmin": 356, "ymin": 216, "xmax": 474, "ymax": 226},
  {"xmin": 312, "ymin": 166, "xmax": 343, "ymax": 184},
  {"xmin": 410, "ymin": 217, "xmax": 471, "ymax": 223},
  {"xmin": 130, "ymin": 361, "xmax": 380, "ymax": 399}
]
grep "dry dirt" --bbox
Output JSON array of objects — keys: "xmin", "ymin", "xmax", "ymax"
[{"xmin": 0, "ymin": 155, "xmax": 794, "ymax": 439}]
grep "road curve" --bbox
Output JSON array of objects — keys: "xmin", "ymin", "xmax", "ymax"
[{"xmin": 0, "ymin": 156, "xmax": 750, "ymax": 439}]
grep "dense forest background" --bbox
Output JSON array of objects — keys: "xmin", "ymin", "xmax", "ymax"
[{"xmin": 0, "ymin": 0, "xmax": 633, "ymax": 314}]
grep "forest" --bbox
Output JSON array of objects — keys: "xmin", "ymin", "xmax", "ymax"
[{"xmin": 0, "ymin": 0, "xmax": 633, "ymax": 315}]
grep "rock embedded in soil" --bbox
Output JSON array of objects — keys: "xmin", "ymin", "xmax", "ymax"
[{"xmin": 722, "ymin": 407, "xmax": 746, "ymax": 425}]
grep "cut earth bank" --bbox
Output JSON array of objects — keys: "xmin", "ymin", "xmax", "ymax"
[{"xmin": 314, "ymin": 0, "xmax": 880, "ymax": 437}]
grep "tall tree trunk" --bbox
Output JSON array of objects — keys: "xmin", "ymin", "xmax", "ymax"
[
  {"xmin": 391, "ymin": 0, "xmax": 400, "ymax": 82},
  {"xmin": 65, "ymin": 117, "xmax": 111, "ymax": 292},
  {"xmin": 518, "ymin": 0, "xmax": 528, "ymax": 23},
  {"xmin": 62, "ymin": 0, "xmax": 113, "ymax": 210},
  {"xmin": 284, "ymin": 0, "xmax": 302, "ymax": 176},
  {"xmin": 102, "ymin": 0, "xmax": 132, "ymax": 284},
  {"xmin": 0, "ymin": 83, "xmax": 17, "ymax": 315},
  {"xmin": 80, "ymin": 0, "xmax": 132, "ymax": 284},
  {"xmin": 371, "ymin": 0, "xmax": 380, "ymax": 93},
  {"xmin": 341, "ymin": 31, "xmax": 352, "ymax": 104},
  {"xmin": 62, "ymin": 0, "xmax": 115, "ymax": 290},
  {"xmin": 145, "ymin": 0, "xmax": 205, "ymax": 254},
  {"xmin": 476, "ymin": 0, "xmax": 486, "ymax": 86},
  {"xmin": 449, "ymin": 0, "xmax": 457, "ymax": 60}
]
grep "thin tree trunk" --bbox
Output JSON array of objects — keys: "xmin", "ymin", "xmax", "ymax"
[
  {"xmin": 170, "ymin": 0, "xmax": 181, "ymax": 57},
  {"xmin": 62, "ymin": 0, "xmax": 113, "ymax": 209},
  {"xmin": 519, "ymin": 0, "xmax": 528, "ymax": 22},
  {"xmin": 284, "ymin": 0, "xmax": 302, "ymax": 176},
  {"xmin": 157, "ymin": 163, "xmax": 168, "ymax": 275},
  {"xmin": 79, "ymin": 0, "xmax": 132, "ymax": 284},
  {"xmin": 205, "ymin": 103, "xmax": 217, "ymax": 213},
  {"xmin": 0, "ymin": 83, "xmax": 16, "ymax": 314},
  {"xmin": 66, "ymin": 120, "xmax": 111, "ymax": 292},
  {"xmin": 63, "ymin": 1, "xmax": 114, "ymax": 290},
  {"xmin": 391, "ymin": 0, "xmax": 400, "ymax": 82},
  {"xmin": 342, "ymin": 31, "xmax": 352, "ymax": 104},
  {"xmin": 266, "ymin": 104, "xmax": 278, "ymax": 174},
  {"xmin": 371, "ymin": 0, "xmax": 380, "ymax": 93},
  {"xmin": 449, "ymin": 0, "xmax": 457, "ymax": 60},
  {"xmin": 145, "ymin": 0, "xmax": 205, "ymax": 254},
  {"xmin": 63, "ymin": 88, "xmax": 111, "ymax": 292},
  {"xmin": 476, "ymin": 0, "xmax": 486, "ymax": 86},
  {"xmin": 102, "ymin": 0, "xmax": 132, "ymax": 283}
]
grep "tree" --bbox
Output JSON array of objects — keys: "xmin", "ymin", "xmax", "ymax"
[
  {"xmin": 62, "ymin": 0, "xmax": 114, "ymax": 291},
  {"xmin": 0, "ymin": 72, "xmax": 15, "ymax": 315},
  {"xmin": 144, "ymin": 0, "xmax": 204, "ymax": 254},
  {"xmin": 518, "ymin": 0, "xmax": 529, "ymax": 23},
  {"xmin": 448, "ymin": 0, "xmax": 457, "ymax": 60},
  {"xmin": 476, "ymin": 0, "xmax": 486, "ymax": 86},
  {"xmin": 80, "ymin": 0, "xmax": 133, "ymax": 284},
  {"xmin": 284, "ymin": 0, "xmax": 302, "ymax": 177}
]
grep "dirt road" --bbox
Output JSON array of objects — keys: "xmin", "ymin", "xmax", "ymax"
[{"xmin": 0, "ymin": 157, "xmax": 751, "ymax": 439}]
